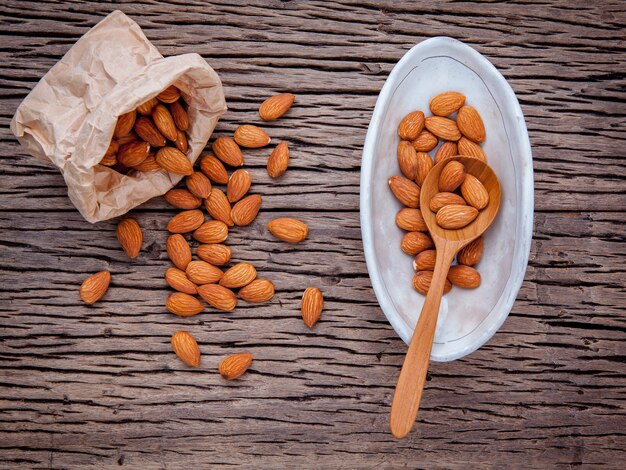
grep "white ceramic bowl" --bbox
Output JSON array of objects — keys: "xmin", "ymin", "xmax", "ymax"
[{"xmin": 360, "ymin": 37, "xmax": 533, "ymax": 362}]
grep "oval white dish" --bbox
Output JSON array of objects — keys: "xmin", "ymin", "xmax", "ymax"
[{"xmin": 360, "ymin": 37, "xmax": 533, "ymax": 362}]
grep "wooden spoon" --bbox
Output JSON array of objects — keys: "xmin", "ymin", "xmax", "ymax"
[{"xmin": 390, "ymin": 156, "xmax": 501, "ymax": 438}]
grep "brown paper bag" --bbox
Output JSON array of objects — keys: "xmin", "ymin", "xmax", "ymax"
[{"xmin": 10, "ymin": 10, "xmax": 227, "ymax": 223}]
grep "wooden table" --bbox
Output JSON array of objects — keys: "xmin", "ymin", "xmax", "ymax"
[{"xmin": 1, "ymin": 1, "xmax": 625, "ymax": 468}]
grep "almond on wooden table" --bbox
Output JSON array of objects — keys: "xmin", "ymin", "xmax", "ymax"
[
  {"xmin": 239, "ymin": 279, "xmax": 275, "ymax": 303},
  {"xmin": 434, "ymin": 141, "xmax": 458, "ymax": 165},
  {"xmin": 457, "ymin": 105, "xmax": 486, "ymax": 143},
  {"xmin": 429, "ymin": 192, "xmax": 467, "ymax": 213},
  {"xmin": 389, "ymin": 176, "xmax": 420, "ymax": 208},
  {"xmin": 213, "ymin": 136, "xmax": 244, "ymax": 167},
  {"xmin": 137, "ymin": 98, "xmax": 158, "ymax": 115},
  {"xmin": 116, "ymin": 218, "xmax": 142, "ymax": 260},
  {"xmin": 425, "ymin": 116, "xmax": 461, "ymax": 141},
  {"xmin": 457, "ymin": 137, "xmax": 487, "ymax": 161},
  {"xmin": 186, "ymin": 171, "xmax": 212, "ymax": 199},
  {"xmin": 226, "ymin": 169, "xmax": 251, "ymax": 203},
  {"xmin": 415, "ymin": 151, "xmax": 433, "ymax": 186},
  {"xmin": 398, "ymin": 111, "xmax": 425, "ymax": 141},
  {"xmin": 411, "ymin": 130, "xmax": 438, "ymax": 152},
  {"xmin": 448, "ymin": 265, "xmax": 481, "ymax": 288},
  {"xmin": 301, "ymin": 287, "xmax": 323, "ymax": 328},
  {"xmin": 397, "ymin": 141, "xmax": 418, "ymax": 180},
  {"xmin": 193, "ymin": 220, "xmax": 229, "ymax": 244},
  {"xmin": 186, "ymin": 260, "xmax": 223, "ymax": 285},
  {"xmin": 200, "ymin": 154, "xmax": 229, "ymax": 184},
  {"xmin": 267, "ymin": 218, "xmax": 309, "ymax": 243},
  {"xmin": 167, "ymin": 210, "xmax": 205, "ymax": 234},
  {"xmin": 413, "ymin": 249, "xmax": 437, "ymax": 271},
  {"xmin": 114, "ymin": 111, "xmax": 136, "ymax": 138},
  {"xmin": 438, "ymin": 160, "xmax": 466, "ymax": 192},
  {"xmin": 169, "ymin": 100, "xmax": 189, "ymax": 131},
  {"xmin": 164, "ymin": 189, "xmax": 202, "ymax": 209},
  {"xmin": 166, "ymin": 292, "xmax": 204, "ymax": 317},
  {"xmin": 157, "ymin": 85, "xmax": 181, "ymax": 103},
  {"xmin": 152, "ymin": 104, "xmax": 178, "ymax": 141},
  {"xmin": 156, "ymin": 147, "xmax": 193, "ymax": 175},
  {"xmin": 79, "ymin": 271, "xmax": 110, "ymax": 305},
  {"xmin": 436, "ymin": 204, "xmax": 479, "ymax": 229},
  {"xmin": 429, "ymin": 91, "xmax": 466, "ymax": 116},
  {"xmin": 219, "ymin": 353, "xmax": 253, "ymax": 380},
  {"xmin": 118, "ymin": 141, "xmax": 150, "ymax": 167},
  {"xmin": 196, "ymin": 244, "xmax": 232, "ymax": 266},
  {"xmin": 220, "ymin": 263, "xmax": 257, "ymax": 289},
  {"xmin": 259, "ymin": 93, "xmax": 295, "ymax": 121},
  {"xmin": 395, "ymin": 208, "xmax": 427, "ymax": 232},
  {"xmin": 413, "ymin": 270, "xmax": 452, "ymax": 295},
  {"xmin": 231, "ymin": 194, "xmax": 262, "ymax": 227},
  {"xmin": 205, "ymin": 188, "xmax": 234, "ymax": 227},
  {"xmin": 171, "ymin": 331, "xmax": 200, "ymax": 367},
  {"xmin": 134, "ymin": 117, "xmax": 166, "ymax": 147},
  {"xmin": 401, "ymin": 231, "xmax": 434, "ymax": 256},
  {"xmin": 461, "ymin": 174, "xmax": 490, "ymax": 210},
  {"xmin": 234, "ymin": 124, "xmax": 271, "ymax": 148},
  {"xmin": 165, "ymin": 267, "xmax": 197, "ymax": 295},
  {"xmin": 197, "ymin": 283, "xmax": 237, "ymax": 311},
  {"xmin": 166, "ymin": 234, "xmax": 193, "ymax": 270},
  {"xmin": 267, "ymin": 141, "xmax": 290, "ymax": 178},
  {"xmin": 458, "ymin": 236, "xmax": 483, "ymax": 266}
]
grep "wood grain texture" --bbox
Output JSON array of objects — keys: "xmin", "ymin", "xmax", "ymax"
[{"xmin": 1, "ymin": 0, "xmax": 625, "ymax": 468}]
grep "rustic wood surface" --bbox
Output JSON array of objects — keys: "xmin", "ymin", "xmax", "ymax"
[{"xmin": 1, "ymin": 1, "xmax": 625, "ymax": 468}]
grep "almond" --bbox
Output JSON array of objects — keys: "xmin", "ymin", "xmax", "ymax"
[
  {"xmin": 116, "ymin": 218, "xmax": 142, "ymax": 260},
  {"xmin": 134, "ymin": 117, "xmax": 166, "ymax": 147},
  {"xmin": 137, "ymin": 98, "xmax": 158, "ymax": 115},
  {"xmin": 132, "ymin": 154, "xmax": 162, "ymax": 172},
  {"xmin": 213, "ymin": 137, "xmax": 244, "ymax": 167},
  {"xmin": 100, "ymin": 153, "xmax": 117, "ymax": 166},
  {"xmin": 425, "ymin": 116, "xmax": 461, "ymax": 141},
  {"xmin": 227, "ymin": 169, "xmax": 252, "ymax": 203},
  {"xmin": 174, "ymin": 129, "xmax": 188, "ymax": 153},
  {"xmin": 267, "ymin": 218, "xmax": 309, "ymax": 243},
  {"xmin": 436, "ymin": 204, "xmax": 478, "ymax": 229},
  {"xmin": 231, "ymin": 194, "xmax": 262, "ymax": 226},
  {"xmin": 434, "ymin": 141, "xmax": 458, "ymax": 165},
  {"xmin": 429, "ymin": 91, "xmax": 466, "ymax": 116},
  {"xmin": 448, "ymin": 265, "xmax": 481, "ymax": 289},
  {"xmin": 197, "ymin": 283, "xmax": 237, "ymax": 311},
  {"xmin": 457, "ymin": 105, "xmax": 485, "ymax": 143},
  {"xmin": 193, "ymin": 220, "xmax": 229, "ymax": 244},
  {"xmin": 395, "ymin": 208, "xmax": 427, "ymax": 232},
  {"xmin": 157, "ymin": 85, "xmax": 181, "ymax": 103},
  {"xmin": 415, "ymin": 151, "xmax": 433, "ymax": 186},
  {"xmin": 457, "ymin": 137, "xmax": 487, "ymax": 162},
  {"xmin": 114, "ymin": 111, "xmax": 136, "ymax": 138},
  {"xmin": 457, "ymin": 236, "xmax": 483, "ymax": 266},
  {"xmin": 156, "ymin": 147, "xmax": 194, "ymax": 175},
  {"xmin": 429, "ymin": 192, "xmax": 467, "ymax": 213},
  {"xmin": 79, "ymin": 271, "xmax": 110, "ymax": 305},
  {"xmin": 196, "ymin": 244, "xmax": 232, "ymax": 266},
  {"xmin": 219, "ymin": 353, "xmax": 253, "ymax": 380},
  {"xmin": 166, "ymin": 234, "xmax": 192, "ymax": 270},
  {"xmin": 171, "ymin": 331, "xmax": 200, "ymax": 367},
  {"xmin": 259, "ymin": 93, "xmax": 295, "ymax": 121},
  {"xmin": 164, "ymin": 189, "xmax": 202, "ymax": 210},
  {"xmin": 152, "ymin": 104, "xmax": 178, "ymax": 141},
  {"xmin": 166, "ymin": 292, "xmax": 204, "ymax": 316},
  {"xmin": 200, "ymin": 154, "xmax": 229, "ymax": 184},
  {"xmin": 169, "ymin": 100, "xmax": 189, "ymax": 131},
  {"xmin": 398, "ymin": 111, "xmax": 425, "ymax": 141},
  {"xmin": 411, "ymin": 130, "xmax": 438, "ymax": 152},
  {"xmin": 438, "ymin": 161, "xmax": 466, "ymax": 192},
  {"xmin": 413, "ymin": 271, "xmax": 452, "ymax": 295},
  {"xmin": 186, "ymin": 260, "xmax": 223, "ymax": 285},
  {"xmin": 461, "ymin": 174, "xmax": 489, "ymax": 210},
  {"xmin": 301, "ymin": 287, "xmax": 323, "ymax": 328},
  {"xmin": 401, "ymin": 231, "xmax": 434, "ymax": 256},
  {"xmin": 105, "ymin": 140, "xmax": 119, "ymax": 157},
  {"xmin": 186, "ymin": 171, "xmax": 212, "ymax": 199},
  {"xmin": 117, "ymin": 131, "xmax": 139, "ymax": 146},
  {"xmin": 167, "ymin": 210, "xmax": 205, "ymax": 234},
  {"xmin": 205, "ymin": 188, "xmax": 234, "ymax": 227},
  {"xmin": 118, "ymin": 141, "xmax": 150, "ymax": 167},
  {"xmin": 238, "ymin": 279, "xmax": 275, "ymax": 302},
  {"xmin": 165, "ymin": 267, "xmax": 197, "ymax": 295},
  {"xmin": 220, "ymin": 262, "xmax": 256, "ymax": 289},
  {"xmin": 413, "ymin": 250, "xmax": 437, "ymax": 271},
  {"xmin": 267, "ymin": 141, "xmax": 289, "ymax": 178},
  {"xmin": 397, "ymin": 141, "xmax": 418, "ymax": 180},
  {"xmin": 389, "ymin": 176, "xmax": 420, "ymax": 208},
  {"xmin": 234, "ymin": 124, "xmax": 271, "ymax": 148}
]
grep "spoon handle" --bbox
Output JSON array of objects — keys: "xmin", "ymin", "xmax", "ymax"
[{"xmin": 390, "ymin": 243, "xmax": 457, "ymax": 438}]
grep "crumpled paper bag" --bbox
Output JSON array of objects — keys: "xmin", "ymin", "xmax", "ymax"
[{"xmin": 10, "ymin": 10, "xmax": 227, "ymax": 223}]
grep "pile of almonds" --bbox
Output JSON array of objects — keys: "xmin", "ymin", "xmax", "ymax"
[
  {"xmin": 79, "ymin": 90, "xmax": 325, "ymax": 380},
  {"xmin": 389, "ymin": 91, "xmax": 489, "ymax": 296}
]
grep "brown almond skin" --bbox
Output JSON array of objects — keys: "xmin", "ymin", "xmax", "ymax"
[
  {"xmin": 200, "ymin": 154, "xmax": 229, "ymax": 184},
  {"xmin": 398, "ymin": 111, "xmax": 425, "ymax": 141},
  {"xmin": 412, "ymin": 130, "xmax": 438, "ymax": 152},
  {"xmin": 166, "ymin": 234, "xmax": 192, "ymax": 270},
  {"xmin": 169, "ymin": 100, "xmax": 189, "ymax": 131},
  {"xmin": 259, "ymin": 93, "xmax": 295, "ymax": 121},
  {"xmin": 157, "ymin": 85, "xmax": 181, "ymax": 103},
  {"xmin": 136, "ymin": 98, "xmax": 158, "ymax": 115},
  {"xmin": 186, "ymin": 171, "xmax": 212, "ymax": 199},
  {"xmin": 457, "ymin": 105, "xmax": 486, "ymax": 143},
  {"xmin": 448, "ymin": 265, "xmax": 481, "ymax": 289},
  {"xmin": 301, "ymin": 287, "xmax": 323, "ymax": 328},
  {"xmin": 193, "ymin": 221, "xmax": 229, "ymax": 244},
  {"xmin": 436, "ymin": 205, "xmax": 479, "ymax": 229},
  {"xmin": 401, "ymin": 231, "xmax": 434, "ymax": 256},
  {"xmin": 267, "ymin": 141, "xmax": 289, "ymax": 178},
  {"xmin": 79, "ymin": 271, "xmax": 111, "ymax": 305},
  {"xmin": 134, "ymin": 117, "xmax": 166, "ymax": 147},
  {"xmin": 438, "ymin": 161, "xmax": 466, "ymax": 192},
  {"xmin": 234, "ymin": 124, "xmax": 271, "ymax": 148},
  {"xmin": 231, "ymin": 194, "xmax": 262, "ymax": 226},
  {"xmin": 461, "ymin": 174, "xmax": 490, "ymax": 210},
  {"xmin": 220, "ymin": 263, "xmax": 257, "ymax": 289},
  {"xmin": 100, "ymin": 153, "xmax": 117, "ymax": 166},
  {"xmin": 389, "ymin": 176, "xmax": 420, "ymax": 208},
  {"xmin": 434, "ymin": 141, "xmax": 458, "ymax": 165},
  {"xmin": 171, "ymin": 331, "xmax": 200, "ymax": 367},
  {"xmin": 152, "ymin": 104, "xmax": 178, "ymax": 141},
  {"xmin": 167, "ymin": 210, "xmax": 205, "ymax": 234},
  {"xmin": 156, "ymin": 147, "xmax": 194, "ymax": 175},
  {"xmin": 458, "ymin": 236, "xmax": 483, "ymax": 266},
  {"xmin": 413, "ymin": 250, "xmax": 437, "ymax": 271},
  {"xmin": 397, "ymin": 141, "xmax": 418, "ymax": 180},
  {"xmin": 132, "ymin": 154, "xmax": 161, "ymax": 172},
  {"xmin": 118, "ymin": 141, "xmax": 150, "ymax": 167},
  {"xmin": 166, "ymin": 292, "xmax": 204, "ymax": 317},
  {"xmin": 267, "ymin": 218, "xmax": 308, "ymax": 243},
  {"xmin": 413, "ymin": 271, "xmax": 452, "ymax": 295},
  {"xmin": 458, "ymin": 137, "xmax": 487, "ymax": 162},
  {"xmin": 227, "ymin": 169, "xmax": 252, "ymax": 203},
  {"xmin": 205, "ymin": 188, "xmax": 234, "ymax": 227},
  {"xmin": 239, "ymin": 279, "xmax": 275, "ymax": 303},
  {"xmin": 105, "ymin": 140, "xmax": 119, "ymax": 157},
  {"xmin": 164, "ymin": 189, "xmax": 202, "ymax": 210},
  {"xmin": 429, "ymin": 91, "xmax": 466, "ymax": 116},
  {"xmin": 117, "ymin": 131, "xmax": 139, "ymax": 146},
  {"xmin": 395, "ymin": 208, "xmax": 428, "ymax": 232},
  {"xmin": 175, "ymin": 129, "xmax": 189, "ymax": 153},
  {"xmin": 186, "ymin": 260, "xmax": 223, "ymax": 285},
  {"xmin": 165, "ymin": 267, "xmax": 197, "ymax": 295},
  {"xmin": 197, "ymin": 283, "xmax": 237, "ymax": 311},
  {"xmin": 415, "ymin": 151, "xmax": 433, "ymax": 186},
  {"xmin": 114, "ymin": 111, "xmax": 137, "ymax": 138},
  {"xmin": 219, "ymin": 353, "xmax": 253, "ymax": 380},
  {"xmin": 116, "ymin": 218, "xmax": 142, "ymax": 260},
  {"xmin": 196, "ymin": 244, "xmax": 232, "ymax": 266},
  {"xmin": 213, "ymin": 137, "xmax": 244, "ymax": 167},
  {"xmin": 425, "ymin": 116, "xmax": 462, "ymax": 141},
  {"xmin": 429, "ymin": 192, "xmax": 467, "ymax": 213}
]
